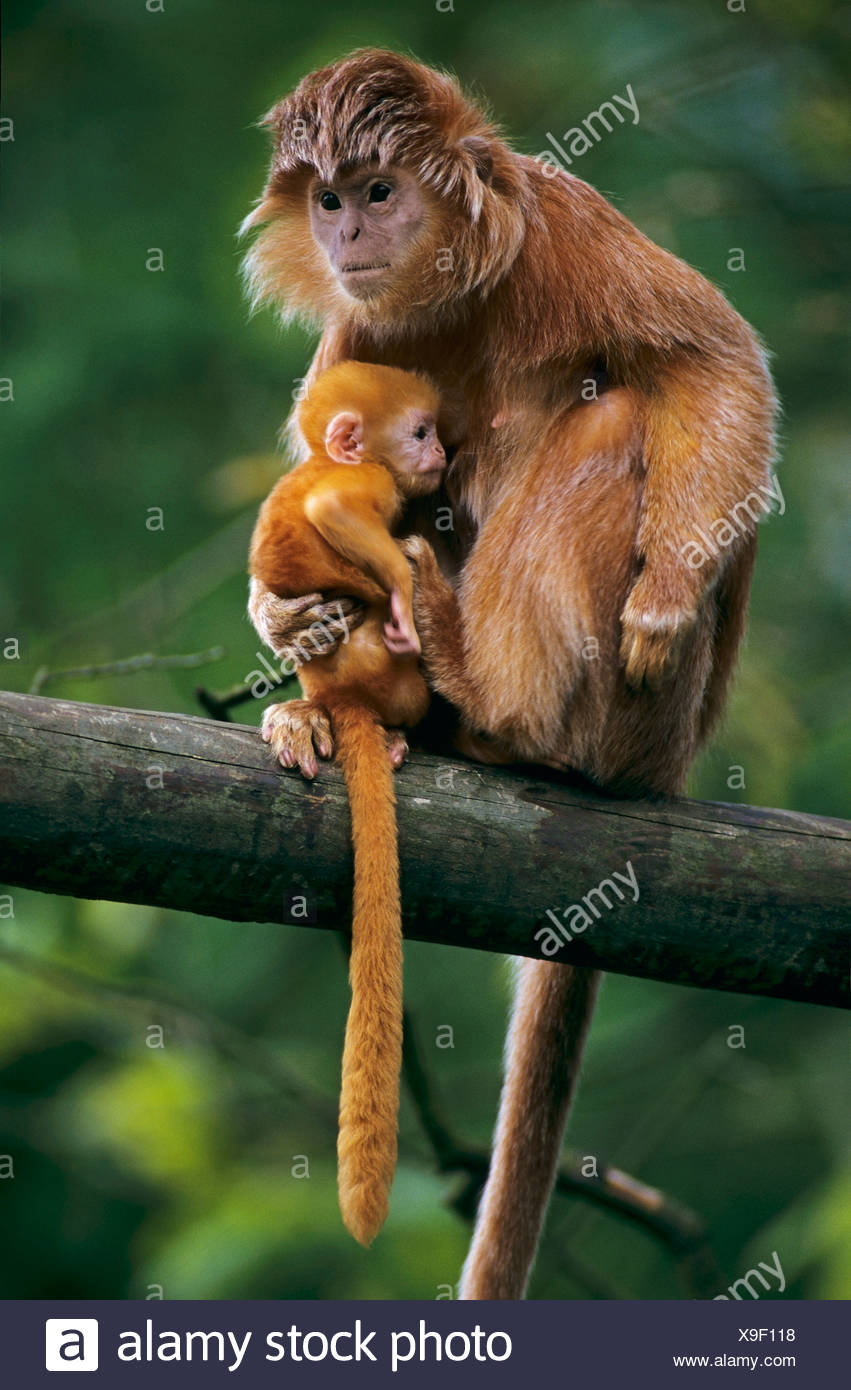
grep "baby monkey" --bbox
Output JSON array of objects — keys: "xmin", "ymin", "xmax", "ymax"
[{"xmin": 249, "ymin": 360, "xmax": 446, "ymax": 1246}]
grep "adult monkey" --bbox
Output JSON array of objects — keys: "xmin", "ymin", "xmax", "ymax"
[{"xmin": 242, "ymin": 49, "xmax": 776, "ymax": 1298}]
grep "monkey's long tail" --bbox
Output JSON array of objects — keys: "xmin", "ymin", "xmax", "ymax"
[
  {"xmin": 459, "ymin": 961, "xmax": 601, "ymax": 1298},
  {"xmin": 330, "ymin": 698, "xmax": 404, "ymax": 1248}
]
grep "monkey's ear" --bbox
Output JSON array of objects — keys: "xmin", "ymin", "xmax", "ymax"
[
  {"xmin": 459, "ymin": 135, "xmax": 494, "ymax": 185},
  {"xmin": 325, "ymin": 411, "xmax": 364, "ymax": 464}
]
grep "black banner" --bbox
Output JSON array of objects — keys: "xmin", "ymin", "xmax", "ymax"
[{"xmin": 3, "ymin": 1299, "xmax": 842, "ymax": 1386}]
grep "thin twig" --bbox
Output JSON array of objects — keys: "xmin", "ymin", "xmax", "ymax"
[
  {"xmin": 400, "ymin": 1008, "xmax": 725, "ymax": 1297},
  {"xmin": 195, "ymin": 674, "xmax": 298, "ymax": 722},
  {"xmin": 29, "ymin": 646, "xmax": 225, "ymax": 696}
]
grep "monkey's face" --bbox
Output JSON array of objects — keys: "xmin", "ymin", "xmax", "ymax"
[
  {"xmin": 382, "ymin": 409, "xmax": 447, "ymax": 496},
  {"xmin": 308, "ymin": 165, "xmax": 430, "ymax": 303}
]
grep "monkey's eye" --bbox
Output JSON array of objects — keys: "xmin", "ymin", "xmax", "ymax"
[
  {"xmin": 318, "ymin": 190, "xmax": 342, "ymax": 211},
  {"xmin": 368, "ymin": 182, "xmax": 392, "ymax": 204},
  {"xmin": 414, "ymin": 424, "xmax": 429, "ymax": 440}
]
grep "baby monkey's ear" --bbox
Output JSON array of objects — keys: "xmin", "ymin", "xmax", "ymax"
[{"xmin": 325, "ymin": 411, "xmax": 364, "ymax": 464}]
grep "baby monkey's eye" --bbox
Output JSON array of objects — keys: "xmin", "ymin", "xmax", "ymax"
[
  {"xmin": 319, "ymin": 190, "xmax": 342, "ymax": 211},
  {"xmin": 414, "ymin": 424, "xmax": 429, "ymax": 440},
  {"xmin": 368, "ymin": 182, "xmax": 392, "ymax": 203}
]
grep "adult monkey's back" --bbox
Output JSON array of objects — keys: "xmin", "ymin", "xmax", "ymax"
[{"xmin": 242, "ymin": 48, "xmax": 777, "ymax": 1299}]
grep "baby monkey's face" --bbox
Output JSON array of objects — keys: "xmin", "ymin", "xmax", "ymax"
[{"xmin": 384, "ymin": 409, "xmax": 446, "ymax": 496}]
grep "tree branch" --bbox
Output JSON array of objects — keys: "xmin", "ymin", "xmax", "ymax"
[{"xmin": 0, "ymin": 691, "xmax": 848, "ymax": 1008}]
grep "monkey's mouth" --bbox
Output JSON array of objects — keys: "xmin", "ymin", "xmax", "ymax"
[{"xmin": 341, "ymin": 262, "xmax": 391, "ymax": 274}]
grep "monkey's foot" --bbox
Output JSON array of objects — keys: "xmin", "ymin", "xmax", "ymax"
[{"xmin": 261, "ymin": 699, "xmax": 333, "ymax": 779}]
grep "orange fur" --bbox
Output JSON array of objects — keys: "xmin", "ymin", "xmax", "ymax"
[
  {"xmin": 329, "ymin": 697, "xmax": 404, "ymax": 1246},
  {"xmin": 250, "ymin": 361, "xmax": 443, "ymax": 1244},
  {"xmin": 242, "ymin": 51, "xmax": 779, "ymax": 1297}
]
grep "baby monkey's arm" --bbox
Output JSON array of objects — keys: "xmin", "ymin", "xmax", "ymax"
[{"xmin": 304, "ymin": 474, "xmax": 419, "ymax": 655}]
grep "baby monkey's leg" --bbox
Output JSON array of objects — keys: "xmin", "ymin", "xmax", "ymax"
[
  {"xmin": 261, "ymin": 699, "xmax": 334, "ymax": 780},
  {"xmin": 262, "ymin": 701, "xmax": 408, "ymax": 778}
]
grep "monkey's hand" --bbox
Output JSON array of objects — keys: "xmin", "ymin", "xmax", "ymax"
[
  {"xmin": 619, "ymin": 577, "xmax": 697, "ymax": 690},
  {"xmin": 248, "ymin": 577, "xmax": 365, "ymax": 664},
  {"xmin": 400, "ymin": 536, "xmax": 458, "ymax": 658},
  {"xmin": 383, "ymin": 589, "xmax": 421, "ymax": 657},
  {"xmin": 400, "ymin": 535, "xmax": 475, "ymax": 717},
  {"xmin": 261, "ymin": 699, "xmax": 334, "ymax": 779}
]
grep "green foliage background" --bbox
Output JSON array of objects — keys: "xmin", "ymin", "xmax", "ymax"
[{"xmin": 1, "ymin": 0, "xmax": 848, "ymax": 1299}]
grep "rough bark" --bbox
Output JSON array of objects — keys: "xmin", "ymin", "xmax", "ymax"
[{"xmin": 0, "ymin": 691, "xmax": 847, "ymax": 1008}]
